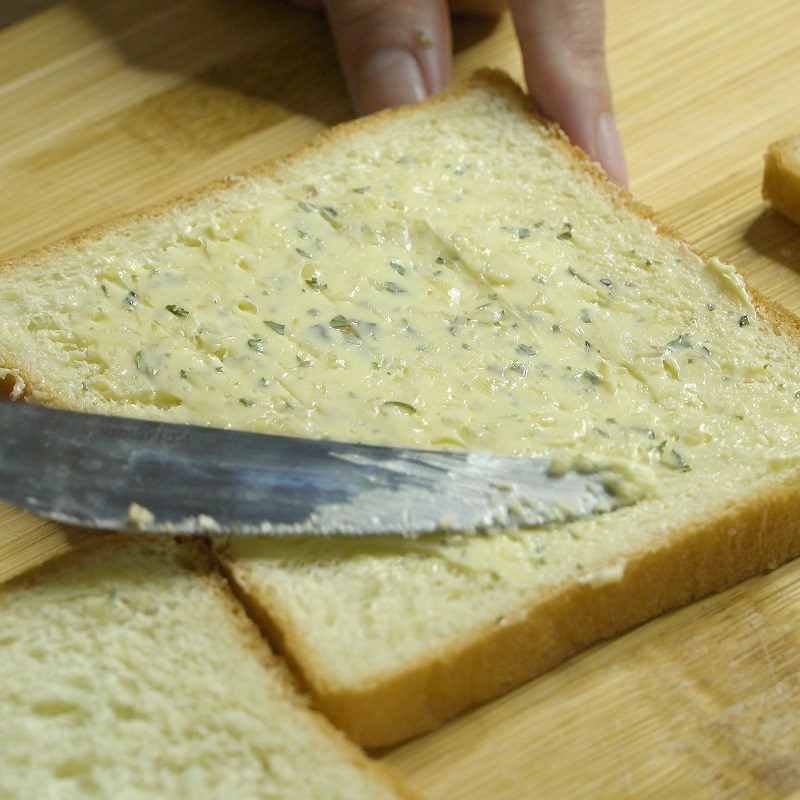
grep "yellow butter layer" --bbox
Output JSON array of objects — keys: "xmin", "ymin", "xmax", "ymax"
[{"xmin": 44, "ymin": 155, "xmax": 799, "ymax": 476}]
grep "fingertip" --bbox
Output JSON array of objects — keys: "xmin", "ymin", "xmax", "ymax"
[{"xmin": 595, "ymin": 112, "xmax": 628, "ymax": 186}]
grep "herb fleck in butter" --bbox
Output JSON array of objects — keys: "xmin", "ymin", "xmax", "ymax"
[
  {"xmin": 166, "ymin": 304, "xmax": 188, "ymax": 317},
  {"xmin": 581, "ymin": 370, "xmax": 602, "ymax": 386},
  {"xmin": 668, "ymin": 334, "xmax": 692, "ymax": 349},
  {"xmin": 384, "ymin": 401, "xmax": 417, "ymax": 414},
  {"xmin": 390, "ymin": 260, "xmax": 407, "ymax": 275},
  {"xmin": 265, "ymin": 320, "xmax": 286, "ymax": 335},
  {"xmin": 134, "ymin": 351, "xmax": 156, "ymax": 378},
  {"xmin": 330, "ymin": 315, "xmax": 353, "ymax": 330}
]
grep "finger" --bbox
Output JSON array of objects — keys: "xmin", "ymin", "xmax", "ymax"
[
  {"xmin": 508, "ymin": 0, "xmax": 627, "ymax": 184},
  {"xmin": 323, "ymin": 0, "xmax": 451, "ymax": 115}
]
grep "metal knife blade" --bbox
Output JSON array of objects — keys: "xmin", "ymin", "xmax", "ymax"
[{"xmin": 0, "ymin": 402, "xmax": 630, "ymax": 537}]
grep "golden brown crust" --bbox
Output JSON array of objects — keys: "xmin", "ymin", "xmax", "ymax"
[
  {"xmin": 220, "ymin": 463, "xmax": 800, "ymax": 749},
  {"xmin": 763, "ymin": 136, "xmax": 800, "ymax": 227},
  {"xmin": 208, "ymin": 548, "xmax": 420, "ymax": 799},
  {"xmin": 3, "ymin": 70, "xmax": 800, "ymax": 757}
]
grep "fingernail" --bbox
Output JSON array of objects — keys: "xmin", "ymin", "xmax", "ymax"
[
  {"xmin": 595, "ymin": 112, "xmax": 628, "ymax": 186},
  {"xmin": 354, "ymin": 47, "xmax": 427, "ymax": 115}
]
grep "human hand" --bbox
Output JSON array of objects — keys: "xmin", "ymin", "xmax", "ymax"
[{"xmin": 290, "ymin": 0, "xmax": 627, "ymax": 185}]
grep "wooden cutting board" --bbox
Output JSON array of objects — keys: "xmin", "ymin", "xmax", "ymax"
[{"xmin": 2, "ymin": 1, "xmax": 800, "ymax": 797}]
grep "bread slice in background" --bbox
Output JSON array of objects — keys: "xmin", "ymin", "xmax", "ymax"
[
  {"xmin": 1, "ymin": 71, "xmax": 800, "ymax": 749},
  {"xmin": 0, "ymin": 538, "xmax": 415, "ymax": 799},
  {"xmin": 763, "ymin": 134, "xmax": 800, "ymax": 225}
]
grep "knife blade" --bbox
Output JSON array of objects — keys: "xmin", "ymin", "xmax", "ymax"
[{"xmin": 0, "ymin": 401, "xmax": 631, "ymax": 537}]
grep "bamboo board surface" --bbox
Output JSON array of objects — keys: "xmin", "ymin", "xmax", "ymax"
[{"xmin": 1, "ymin": 1, "xmax": 800, "ymax": 797}]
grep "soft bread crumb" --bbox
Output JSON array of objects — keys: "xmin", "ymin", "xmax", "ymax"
[{"xmin": 0, "ymin": 539, "xmax": 412, "ymax": 799}]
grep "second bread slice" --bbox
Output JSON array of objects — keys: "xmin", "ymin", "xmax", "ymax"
[{"xmin": 0, "ymin": 539, "xmax": 414, "ymax": 799}]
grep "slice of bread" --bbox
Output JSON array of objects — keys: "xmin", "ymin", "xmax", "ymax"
[
  {"xmin": 0, "ymin": 538, "xmax": 414, "ymax": 799},
  {"xmin": 1, "ymin": 71, "xmax": 800, "ymax": 749},
  {"xmin": 763, "ymin": 134, "xmax": 800, "ymax": 225}
]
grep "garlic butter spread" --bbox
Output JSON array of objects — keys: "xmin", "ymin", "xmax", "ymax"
[{"xmin": 28, "ymin": 147, "xmax": 800, "ymax": 547}]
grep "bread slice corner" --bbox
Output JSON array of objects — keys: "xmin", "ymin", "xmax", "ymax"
[{"xmin": 763, "ymin": 133, "xmax": 800, "ymax": 226}]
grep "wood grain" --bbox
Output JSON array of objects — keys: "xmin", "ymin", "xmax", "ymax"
[
  {"xmin": 0, "ymin": 0, "xmax": 56, "ymax": 28},
  {"xmin": 1, "ymin": 1, "xmax": 800, "ymax": 797}
]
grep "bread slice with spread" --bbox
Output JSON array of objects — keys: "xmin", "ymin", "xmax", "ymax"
[{"xmin": 1, "ymin": 71, "xmax": 799, "ymax": 749}]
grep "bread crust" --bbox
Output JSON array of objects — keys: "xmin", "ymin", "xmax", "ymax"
[
  {"xmin": 3, "ymin": 70, "xmax": 800, "ymax": 753},
  {"xmin": 206, "ymin": 549, "xmax": 421, "ymax": 799},
  {"xmin": 763, "ymin": 135, "xmax": 800, "ymax": 227},
  {"xmin": 223, "ymin": 463, "xmax": 800, "ymax": 748}
]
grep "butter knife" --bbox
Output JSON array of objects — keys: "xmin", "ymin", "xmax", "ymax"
[{"xmin": 0, "ymin": 402, "xmax": 629, "ymax": 537}]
